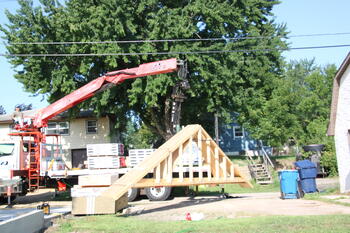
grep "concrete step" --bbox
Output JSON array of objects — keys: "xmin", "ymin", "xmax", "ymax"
[{"xmin": 257, "ymin": 180, "xmax": 273, "ymax": 184}]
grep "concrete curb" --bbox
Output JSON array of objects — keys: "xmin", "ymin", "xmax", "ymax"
[{"xmin": 0, "ymin": 210, "xmax": 44, "ymax": 233}]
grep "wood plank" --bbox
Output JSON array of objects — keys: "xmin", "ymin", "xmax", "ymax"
[
  {"xmin": 162, "ymin": 159, "xmax": 168, "ymax": 180},
  {"xmin": 206, "ymin": 140, "xmax": 211, "ymax": 180},
  {"xmin": 179, "ymin": 144, "xmax": 183, "ymax": 181},
  {"xmin": 156, "ymin": 164, "xmax": 161, "ymax": 183},
  {"xmin": 189, "ymin": 136, "xmax": 193, "ymax": 181},
  {"xmin": 167, "ymin": 152, "xmax": 173, "ymax": 182},
  {"xmin": 198, "ymin": 129, "xmax": 203, "ymax": 180},
  {"xmin": 230, "ymin": 163, "xmax": 235, "ymax": 180},
  {"xmin": 133, "ymin": 177, "xmax": 249, "ymax": 188},
  {"xmin": 78, "ymin": 174, "xmax": 119, "ymax": 187},
  {"xmin": 215, "ymin": 147, "xmax": 219, "ymax": 180},
  {"xmin": 222, "ymin": 157, "xmax": 227, "ymax": 180}
]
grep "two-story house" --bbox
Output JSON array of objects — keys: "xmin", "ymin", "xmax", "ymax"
[{"xmin": 0, "ymin": 109, "xmax": 113, "ymax": 168}]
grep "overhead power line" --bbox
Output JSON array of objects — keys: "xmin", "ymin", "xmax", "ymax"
[
  {"xmin": 7, "ymin": 32, "xmax": 350, "ymax": 45},
  {"xmin": 0, "ymin": 44, "xmax": 349, "ymax": 57}
]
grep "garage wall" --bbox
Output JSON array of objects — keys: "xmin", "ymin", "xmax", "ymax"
[
  {"xmin": 335, "ymin": 66, "xmax": 350, "ymax": 193},
  {"xmin": 0, "ymin": 124, "xmax": 12, "ymax": 141}
]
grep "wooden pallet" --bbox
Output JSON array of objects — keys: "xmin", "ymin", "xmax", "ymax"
[{"xmin": 72, "ymin": 124, "xmax": 252, "ymax": 215}]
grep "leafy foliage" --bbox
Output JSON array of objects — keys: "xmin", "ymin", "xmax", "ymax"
[
  {"xmin": 320, "ymin": 141, "xmax": 338, "ymax": 176},
  {"xmin": 246, "ymin": 59, "xmax": 336, "ymax": 147},
  {"xmin": 244, "ymin": 59, "xmax": 338, "ymax": 176},
  {"xmin": 0, "ymin": 0, "xmax": 287, "ymax": 141},
  {"xmin": 15, "ymin": 103, "xmax": 33, "ymax": 111},
  {"xmin": 123, "ymin": 119, "xmax": 159, "ymax": 150},
  {"xmin": 0, "ymin": 105, "xmax": 6, "ymax": 115}
]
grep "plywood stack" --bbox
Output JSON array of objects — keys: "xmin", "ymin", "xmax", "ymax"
[
  {"xmin": 87, "ymin": 143, "xmax": 124, "ymax": 169},
  {"xmin": 72, "ymin": 125, "xmax": 252, "ymax": 215}
]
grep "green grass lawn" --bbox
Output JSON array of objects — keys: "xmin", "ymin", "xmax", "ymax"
[
  {"xmin": 303, "ymin": 186, "xmax": 350, "ymax": 208},
  {"xmin": 54, "ymin": 214, "xmax": 350, "ymax": 233},
  {"xmin": 188, "ymin": 169, "xmax": 281, "ymax": 195},
  {"xmin": 194, "ymin": 179, "xmax": 280, "ymax": 195}
]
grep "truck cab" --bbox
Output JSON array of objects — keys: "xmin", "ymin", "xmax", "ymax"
[{"xmin": 0, "ymin": 140, "xmax": 27, "ymax": 202}]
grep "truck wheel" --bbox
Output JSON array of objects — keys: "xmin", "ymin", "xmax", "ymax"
[
  {"xmin": 145, "ymin": 187, "xmax": 172, "ymax": 201},
  {"xmin": 128, "ymin": 188, "xmax": 140, "ymax": 202},
  {"xmin": 0, "ymin": 196, "xmax": 16, "ymax": 204}
]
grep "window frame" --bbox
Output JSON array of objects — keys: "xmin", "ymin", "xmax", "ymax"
[
  {"xmin": 45, "ymin": 121, "xmax": 70, "ymax": 136},
  {"xmin": 233, "ymin": 125, "xmax": 244, "ymax": 139},
  {"xmin": 86, "ymin": 119, "xmax": 98, "ymax": 134}
]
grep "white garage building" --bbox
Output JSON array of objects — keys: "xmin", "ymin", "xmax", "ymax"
[{"xmin": 328, "ymin": 52, "xmax": 350, "ymax": 193}]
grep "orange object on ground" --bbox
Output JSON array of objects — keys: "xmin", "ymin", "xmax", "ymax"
[{"xmin": 57, "ymin": 180, "xmax": 67, "ymax": 191}]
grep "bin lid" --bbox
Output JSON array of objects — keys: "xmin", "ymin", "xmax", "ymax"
[{"xmin": 294, "ymin": 159, "xmax": 316, "ymax": 169}]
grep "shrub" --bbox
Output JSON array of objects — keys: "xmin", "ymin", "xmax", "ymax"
[{"xmin": 321, "ymin": 141, "xmax": 338, "ymax": 176}]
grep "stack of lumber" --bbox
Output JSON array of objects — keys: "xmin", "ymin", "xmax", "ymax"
[
  {"xmin": 128, "ymin": 149, "xmax": 156, "ymax": 167},
  {"xmin": 87, "ymin": 143, "xmax": 124, "ymax": 169}
]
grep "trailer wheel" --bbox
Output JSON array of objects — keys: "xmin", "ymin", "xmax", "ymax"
[
  {"xmin": 128, "ymin": 188, "xmax": 140, "ymax": 202},
  {"xmin": 145, "ymin": 187, "xmax": 172, "ymax": 201}
]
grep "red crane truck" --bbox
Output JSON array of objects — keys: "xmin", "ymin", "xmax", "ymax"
[{"xmin": 0, "ymin": 58, "xmax": 184, "ymax": 203}]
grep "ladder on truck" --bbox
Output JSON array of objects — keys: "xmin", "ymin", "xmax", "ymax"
[
  {"xmin": 9, "ymin": 131, "xmax": 43, "ymax": 191},
  {"xmin": 28, "ymin": 134, "xmax": 40, "ymax": 191},
  {"xmin": 72, "ymin": 125, "xmax": 253, "ymax": 215}
]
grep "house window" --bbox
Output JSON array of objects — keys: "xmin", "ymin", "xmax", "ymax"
[
  {"xmin": 233, "ymin": 126, "xmax": 244, "ymax": 138},
  {"xmin": 86, "ymin": 120, "xmax": 97, "ymax": 134},
  {"xmin": 46, "ymin": 122, "xmax": 70, "ymax": 135}
]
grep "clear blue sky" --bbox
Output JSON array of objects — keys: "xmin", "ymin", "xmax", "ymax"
[{"xmin": 1, "ymin": 0, "xmax": 350, "ymax": 113}]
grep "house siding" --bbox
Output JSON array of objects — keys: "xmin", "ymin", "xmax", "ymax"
[
  {"xmin": 0, "ymin": 124, "xmax": 12, "ymax": 141},
  {"xmin": 335, "ymin": 66, "xmax": 350, "ymax": 193},
  {"xmin": 219, "ymin": 123, "xmax": 258, "ymax": 155},
  {"xmin": 0, "ymin": 116, "xmax": 111, "ymax": 168},
  {"xmin": 45, "ymin": 117, "xmax": 111, "ymax": 167}
]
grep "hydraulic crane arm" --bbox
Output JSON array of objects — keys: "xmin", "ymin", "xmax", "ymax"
[{"xmin": 32, "ymin": 58, "xmax": 180, "ymax": 128}]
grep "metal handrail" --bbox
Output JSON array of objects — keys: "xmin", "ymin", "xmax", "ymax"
[{"xmin": 259, "ymin": 140, "xmax": 274, "ymax": 168}]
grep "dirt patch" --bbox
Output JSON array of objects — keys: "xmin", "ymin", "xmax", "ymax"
[
  {"xmin": 2, "ymin": 178, "xmax": 345, "ymax": 223},
  {"xmin": 0, "ymin": 188, "xmax": 71, "ymax": 209},
  {"xmin": 126, "ymin": 192, "xmax": 350, "ymax": 221}
]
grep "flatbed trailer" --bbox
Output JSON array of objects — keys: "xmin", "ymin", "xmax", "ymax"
[{"xmin": 71, "ymin": 125, "xmax": 252, "ymax": 215}]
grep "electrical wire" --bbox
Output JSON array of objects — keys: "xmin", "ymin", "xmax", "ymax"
[
  {"xmin": 0, "ymin": 44, "xmax": 349, "ymax": 57},
  {"xmin": 7, "ymin": 32, "xmax": 350, "ymax": 45}
]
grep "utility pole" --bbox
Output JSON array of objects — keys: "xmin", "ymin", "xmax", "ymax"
[{"xmin": 214, "ymin": 113, "xmax": 219, "ymax": 145}]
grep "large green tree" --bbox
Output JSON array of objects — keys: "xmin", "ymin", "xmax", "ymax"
[{"xmin": 1, "ymin": 0, "xmax": 287, "ymax": 141}]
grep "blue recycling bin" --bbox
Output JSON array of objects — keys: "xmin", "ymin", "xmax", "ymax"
[
  {"xmin": 295, "ymin": 160, "xmax": 318, "ymax": 193},
  {"xmin": 278, "ymin": 170, "xmax": 300, "ymax": 199}
]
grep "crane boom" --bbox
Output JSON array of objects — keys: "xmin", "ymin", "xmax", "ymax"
[
  {"xmin": 32, "ymin": 58, "xmax": 179, "ymax": 128},
  {"xmin": 9, "ymin": 58, "xmax": 182, "ymax": 192}
]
